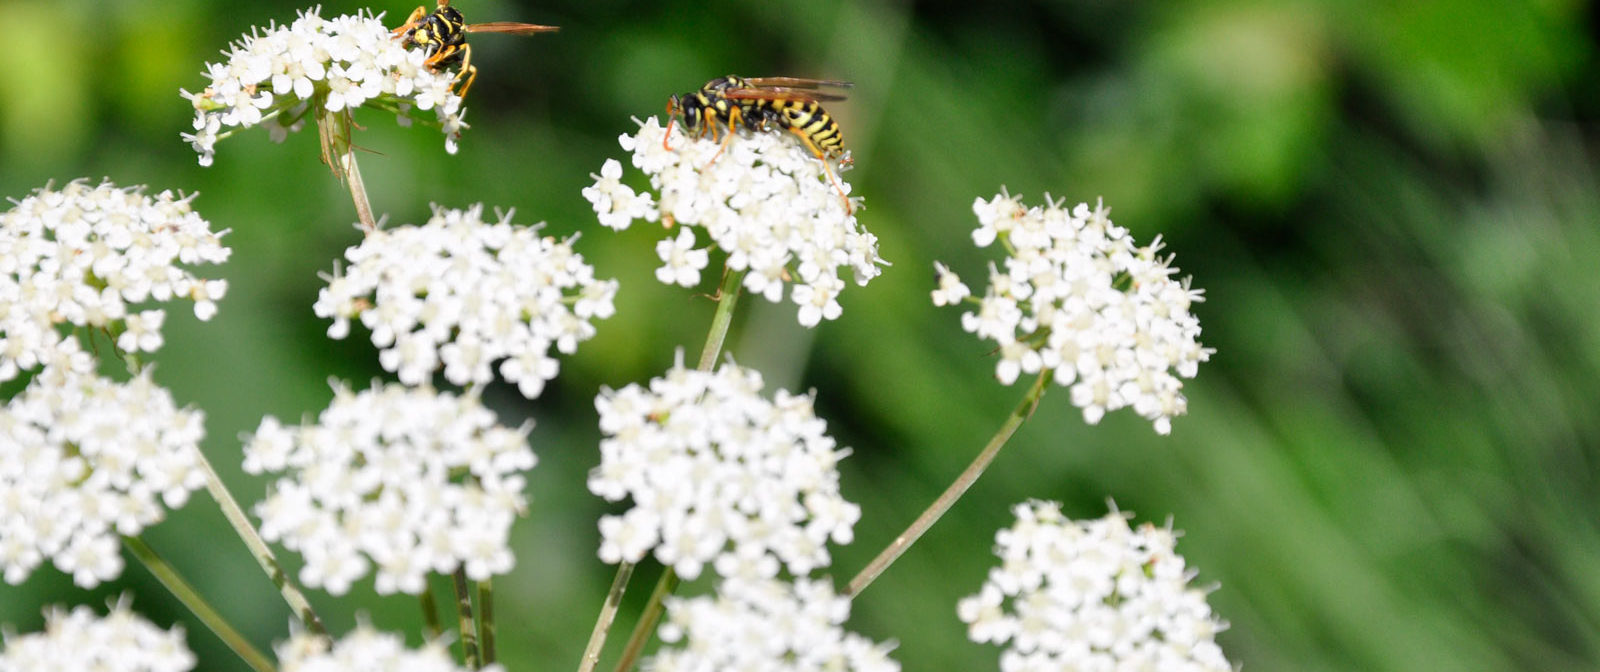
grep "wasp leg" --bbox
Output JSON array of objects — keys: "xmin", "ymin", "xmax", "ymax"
[
  {"xmin": 392, "ymin": 6, "xmax": 428, "ymax": 37},
  {"xmin": 453, "ymin": 44, "xmax": 478, "ymax": 100},
  {"xmin": 787, "ymin": 128, "xmax": 853, "ymax": 214},
  {"xmin": 705, "ymin": 106, "xmax": 742, "ymax": 167}
]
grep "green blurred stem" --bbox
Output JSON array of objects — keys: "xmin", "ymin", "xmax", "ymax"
[
  {"xmin": 420, "ymin": 582, "xmax": 444, "ymax": 639},
  {"xmin": 195, "ymin": 449, "xmax": 327, "ymax": 636},
  {"xmin": 453, "ymin": 568, "xmax": 480, "ymax": 668},
  {"xmin": 478, "ymin": 578, "xmax": 497, "ymax": 665},
  {"xmin": 123, "ymin": 535, "xmax": 276, "ymax": 672},
  {"xmin": 575, "ymin": 267, "xmax": 746, "ymax": 672},
  {"xmin": 315, "ymin": 106, "xmax": 378, "ymax": 232},
  {"xmin": 611, "ymin": 568, "xmax": 679, "ymax": 672},
  {"xmin": 577, "ymin": 561, "xmax": 634, "ymax": 672},
  {"xmin": 845, "ymin": 368, "xmax": 1054, "ymax": 599}
]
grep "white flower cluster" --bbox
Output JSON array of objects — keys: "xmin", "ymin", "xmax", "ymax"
[
  {"xmin": 242, "ymin": 382, "xmax": 535, "ymax": 595},
  {"xmin": 0, "ymin": 599, "xmax": 195, "ymax": 672},
  {"xmin": 583, "ymin": 117, "xmax": 886, "ymax": 327},
  {"xmin": 181, "ymin": 7, "xmax": 467, "ymax": 166},
  {"xmin": 0, "ymin": 180, "xmax": 230, "ymax": 383},
  {"xmin": 275, "ymin": 623, "xmax": 501, "ymax": 672},
  {"xmin": 935, "ymin": 191, "xmax": 1211, "ymax": 434},
  {"xmin": 314, "ymin": 205, "xmax": 617, "ymax": 398},
  {"xmin": 0, "ymin": 364, "xmax": 206, "ymax": 589},
  {"xmin": 957, "ymin": 501, "xmax": 1233, "ymax": 672},
  {"xmin": 648, "ymin": 576, "xmax": 899, "ymax": 672},
  {"xmin": 589, "ymin": 356, "xmax": 861, "ymax": 581}
]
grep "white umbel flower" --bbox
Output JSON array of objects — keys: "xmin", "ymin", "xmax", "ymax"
[
  {"xmin": 276, "ymin": 622, "xmax": 501, "ymax": 672},
  {"xmin": 181, "ymin": 7, "xmax": 468, "ymax": 165},
  {"xmin": 0, "ymin": 598, "xmax": 196, "ymax": 672},
  {"xmin": 957, "ymin": 501, "xmax": 1234, "ymax": 672},
  {"xmin": 648, "ymin": 576, "xmax": 899, "ymax": 672},
  {"xmin": 0, "ymin": 180, "xmax": 230, "ymax": 383},
  {"xmin": 0, "ymin": 364, "xmax": 206, "ymax": 588},
  {"xmin": 588, "ymin": 355, "xmax": 861, "ymax": 581},
  {"xmin": 936, "ymin": 191, "xmax": 1212, "ymax": 434},
  {"xmin": 314, "ymin": 205, "xmax": 617, "ymax": 399},
  {"xmin": 583, "ymin": 117, "xmax": 886, "ymax": 327},
  {"xmin": 242, "ymin": 382, "xmax": 536, "ymax": 595}
]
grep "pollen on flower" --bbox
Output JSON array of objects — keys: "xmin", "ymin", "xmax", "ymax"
[
  {"xmin": 242, "ymin": 382, "xmax": 536, "ymax": 596},
  {"xmin": 181, "ymin": 7, "xmax": 467, "ymax": 165},
  {"xmin": 935, "ymin": 190, "xmax": 1212, "ymax": 434},
  {"xmin": 588, "ymin": 354, "xmax": 862, "ymax": 581},
  {"xmin": 957, "ymin": 501, "xmax": 1234, "ymax": 672},
  {"xmin": 583, "ymin": 117, "xmax": 886, "ymax": 328},
  {"xmin": 313, "ymin": 204, "xmax": 617, "ymax": 399},
  {"xmin": 0, "ymin": 179, "xmax": 231, "ymax": 383}
]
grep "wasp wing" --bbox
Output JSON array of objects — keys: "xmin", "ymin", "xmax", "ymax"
[
  {"xmin": 465, "ymin": 22, "xmax": 560, "ymax": 34},
  {"xmin": 740, "ymin": 77, "xmax": 853, "ymax": 90},
  {"xmin": 722, "ymin": 87, "xmax": 849, "ymax": 103}
]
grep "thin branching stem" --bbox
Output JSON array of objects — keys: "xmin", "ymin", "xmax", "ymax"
[
  {"xmin": 420, "ymin": 582, "xmax": 444, "ymax": 640},
  {"xmin": 453, "ymin": 568, "xmax": 480, "ymax": 669},
  {"xmin": 611, "ymin": 568, "xmax": 679, "ymax": 672},
  {"xmin": 123, "ymin": 535, "xmax": 277, "ymax": 672},
  {"xmin": 478, "ymin": 578, "xmax": 497, "ymax": 666},
  {"xmin": 577, "ymin": 562, "xmax": 635, "ymax": 672},
  {"xmin": 845, "ymin": 369, "xmax": 1054, "ymax": 598}
]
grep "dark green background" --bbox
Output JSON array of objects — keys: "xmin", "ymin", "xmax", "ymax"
[{"xmin": 3, "ymin": 0, "xmax": 1599, "ymax": 670}]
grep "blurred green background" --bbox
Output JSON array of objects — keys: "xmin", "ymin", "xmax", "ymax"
[{"xmin": 3, "ymin": 0, "xmax": 1599, "ymax": 670}]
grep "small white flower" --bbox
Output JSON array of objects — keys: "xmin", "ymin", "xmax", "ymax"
[
  {"xmin": 957, "ymin": 501, "xmax": 1234, "ymax": 672},
  {"xmin": 650, "ymin": 576, "xmax": 900, "ymax": 672},
  {"xmin": 242, "ymin": 382, "xmax": 536, "ymax": 595},
  {"xmin": 585, "ymin": 117, "xmax": 886, "ymax": 327},
  {"xmin": 936, "ymin": 191, "xmax": 1212, "ymax": 434},
  {"xmin": 183, "ymin": 7, "xmax": 467, "ymax": 164},
  {"xmin": 276, "ymin": 622, "xmax": 500, "ymax": 672},
  {"xmin": 0, "ymin": 180, "xmax": 230, "ymax": 382},
  {"xmin": 588, "ymin": 355, "xmax": 861, "ymax": 581},
  {"xmin": 314, "ymin": 205, "xmax": 616, "ymax": 399},
  {"xmin": 0, "ymin": 366, "xmax": 207, "ymax": 588},
  {"xmin": 654, "ymin": 227, "xmax": 709, "ymax": 287},
  {"xmin": 0, "ymin": 598, "xmax": 196, "ymax": 672}
]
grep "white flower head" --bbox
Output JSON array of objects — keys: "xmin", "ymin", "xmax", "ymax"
[
  {"xmin": 276, "ymin": 622, "xmax": 501, "ymax": 672},
  {"xmin": 588, "ymin": 355, "xmax": 861, "ymax": 581},
  {"xmin": 0, "ymin": 598, "xmax": 196, "ymax": 672},
  {"xmin": 314, "ymin": 205, "xmax": 617, "ymax": 398},
  {"xmin": 242, "ymin": 382, "xmax": 536, "ymax": 595},
  {"xmin": 182, "ymin": 7, "xmax": 467, "ymax": 165},
  {"xmin": 0, "ymin": 365, "xmax": 207, "ymax": 588},
  {"xmin": 937, "ymin": 190, "xmax": 1213, "ymax": 434},
  {"xmin": 957, "ymin": 501, "xmax": 1234, "ymax": 672},
  {"xmin": 584, "ymin": 117, "xmax": 886, "ymax": 328},
  {"xmin": 0, "ymin": 180, "xmax": 231, "ymax": 383},
  {"xmin": 649, "ymin": 576, "xmax": 900, "ymax": 672}
]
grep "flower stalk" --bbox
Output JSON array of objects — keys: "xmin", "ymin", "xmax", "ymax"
[{"xmin": 123, "ymin": 535, "xmax": 277, "ymax": 672}]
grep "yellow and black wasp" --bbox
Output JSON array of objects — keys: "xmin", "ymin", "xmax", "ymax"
[
  {"xmin": 665, "ymin": 76, "xmax": 856, "ymax": 209},
  {"xmin": 391, "ymin": 0, "xmax": 558, "ymax": 101}
]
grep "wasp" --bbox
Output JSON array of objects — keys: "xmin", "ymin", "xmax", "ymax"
[
  {"xmin": 391, "ymin": 0, "xmax": 558, "ymax": 101},
  {"xmin": 665, "ymin": 76, "xmax": 855, "ymax": 210}
]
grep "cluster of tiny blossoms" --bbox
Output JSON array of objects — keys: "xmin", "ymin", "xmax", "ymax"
[
  {"xmin": 314, "ymin": 205, "xmax": 617, "ymax": 398},
  {"xmin": 276, "ymin": 623, "xmax": 500, "ymax": 672},
  {"xmin": 0, "ymin": 365, "xmax": 206, "ymax": 588},
  {"xmin": 182, "ymin": 7, "xmax": 467, "ymax": 165},
  {"xmin": 934, "ymin": 191, "xmax": 1211, "ymax": 434},
  {"xmin": 243, "ymin": 382, "xmax": 535, "ymax": 595},
  {"xmin": 583, "ymin": 117, "xmax": 886, "ymax": 327},
  {"xmin": 957, "ymin": 501, "xmax": 1232, "ymax": 672},
  {"xmin": 0, "ymin": 599, "xmax": 195, "ymax": 672},
  {"xmin": 589, "ymin": 356, "xmax": 861, "ymax": 581},
  {"xmin": 649, "ymin": 576, "xmax": 899, "ymax": 672},
  {"xmin": 0, "ymin": 180, "xmax": 229, "ymax": 383}
]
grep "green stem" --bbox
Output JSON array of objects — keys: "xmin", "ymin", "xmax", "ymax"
[
  {"xmin": 478, "ymin": 578, "xmax": 497, "ymax": 665},
  {"xmin": 845, "ymin": 369, "xmax": 1054, "ymax": 599},
  {"xmin": 123, "ymin": 535, "xmax": 276, "ymax": 672},
  {"xmin": 696, "ymin": 268, "xmax": 746, "ymax": 371},
  {"xmin": 611, "ymin": 568, "xmax": 679, "ymax": 672},
  {"xmin": 315, "ymin": 106, "xmax": 378, "ymax": 232},
  {"xmin": 194, "ymin": 450, "xmax": 327, "ymax": 636},
  {"xmin": 420, "ymin": 582, "xmax": 444, "ymax": 640},
  {"xmin": 453, "ymin": 568, "xmax": 480, "ymax": 669},
  {"xmin": 576, "ymin": 561, "xmax": 635, "ymax": 672}
]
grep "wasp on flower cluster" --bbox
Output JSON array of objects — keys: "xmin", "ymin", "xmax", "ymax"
[{"xmin": 391, "ymin": 0, "xmax": 558, "ymax": 101}]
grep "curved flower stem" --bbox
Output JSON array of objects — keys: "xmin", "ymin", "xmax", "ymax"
[
  {"xmin": 195, "ymin": 450, "xmax": 327, "ymax": 636},
  {"xmin": 611, "ymin": 568, "xmax": 679, "ymax": 672},
  {"xmin": 315, "ymin": 106, "xmax": 378, "ymax": 232},
  {"xmin": 845, "ymin": 369, "xmax": 1054, "ymax": 599},
  {"xmin": 453, "ymin": 568, "xmax": 480, "ymax": 668},
  {"xmin": 340, "ymin": 147, "xmax": 379, "ymax": 233},
  {"xmin": 577, "ymin": 561, "xmax": 634, "ymax": 672},
  {"xmin": 123, "ymin": 535, "xmax": 277, "ymax": 672},
  {"xmin": 478, "ymin": 578, "xmax": 497, "ymax": 666},
  {"xmin": 575, "ymin": 266, "xmax": 747, "ymax": 672}
]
